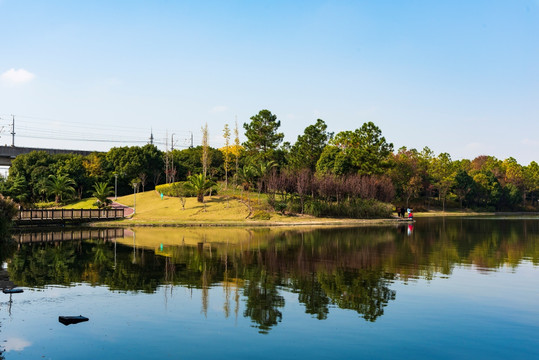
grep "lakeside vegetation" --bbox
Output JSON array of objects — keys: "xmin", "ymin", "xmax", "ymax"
[
  {"xmin": 98, "ymin": 189, "xmax": 395, "ymax": 226},
  {"xmin": 0, "ymin": 195, "xmax": 17, "ymax": 235},
  {"xmin": 0, "ymin": 109, "xmax": 538, "ymax": 223}
]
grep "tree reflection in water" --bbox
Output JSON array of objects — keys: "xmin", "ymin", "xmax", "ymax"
[
  {"xmin": 243, "ymin": 271, "xmax": 285, "ymax": 333},
  {"xmin": 0, "ymin": 234, "xmax": 16, "ymax": 360},
  {"xmin": 4, "ymin": 218, "xmax": 539, "ymax": 333}
]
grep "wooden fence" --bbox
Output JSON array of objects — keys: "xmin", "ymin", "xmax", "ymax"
[{"xmin": 14, "ymin": 208, "xmax": 125, "ymax": 225}]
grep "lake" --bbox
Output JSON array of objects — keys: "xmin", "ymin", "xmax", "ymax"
[{"xmin": 1, "ymin": 217, "xmax": 538, "ymax": 359}]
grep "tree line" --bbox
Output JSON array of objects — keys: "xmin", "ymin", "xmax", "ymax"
[{"xmin": 0, "ymin": 109, "xmax": 538, "ymax": 213}]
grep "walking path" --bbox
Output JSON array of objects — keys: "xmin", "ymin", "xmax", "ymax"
[{"xmin": 108, "ymin": 199, "xmax": 134, "ymax": 217}]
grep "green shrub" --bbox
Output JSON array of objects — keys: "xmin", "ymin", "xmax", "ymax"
[
  {"xmin": 251, "ymin": 210, "xmax": 271, "ymax": 220},
  {"xmin": 155, "ymin": 182, "xmax": 184, "ymax": 196},
  {"xmin": 304, "ymin": 200, "xmax": 324, "ymax": 217},
  {"xmin": 155, "ymin": 182, "xmax": 218, "ymax": 198},
  {"xmin": 286, "ymin": 201, "xmax": 302, "ymax": 214},
  {"xmin": 0, "ymin": 194, "xmax": 17, "ymax": 233},
  {"xmin": 34, "ymin": 201, "xmax": 56, "ymax": 209},
  {"xmin": 274, "ymin": 202, "xmax": 287, "ymax": 214},
  {"xmin": 287, "ymin": 198, "xmax": 393, "ymax": 219}
]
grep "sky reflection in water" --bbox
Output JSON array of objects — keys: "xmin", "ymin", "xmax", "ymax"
[{"xmin": 1, "ymin": 217, "xmax": 538, "ymax": 359}]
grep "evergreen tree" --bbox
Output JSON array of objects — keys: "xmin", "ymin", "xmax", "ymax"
[
  {"xmin": 243, "ymin": 109, "xmax": 284, "ymax": 162},
  {"xmin": 288, "ymin": 119, "xmax": 331, "ymax": 171}
]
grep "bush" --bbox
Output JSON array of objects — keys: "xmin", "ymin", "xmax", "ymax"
[
  {"xmin": 0, "ymin": 194, "xmax": 17, "ymax": 232},
  {"xmin": 274, "ymin": 202, "xmax": 287, "ymax": 214},
  {"xmin": 155, "ymin": 182, "xmax": 218, "ymax": 198},
  {"xmin": 304, "ymin": 200, "xmax": 324, "ymax": 217},
  {"xmin": 251, "ymin": 210, "xmax": 271, "ymax": 220},
  {"xmin": 286, "ymin": 201, "xmax": 302, "ymax": 214},
  {"xmin": 34, "ymin": 201, "xmax": 56, "ymax": 209},
  {"xmin": 287, "ymin": 198, "xmax": 393, "ymax": 219},
  {"xmin": 155, "ymin": 182, "xmax": 185, "ymax": 196}
]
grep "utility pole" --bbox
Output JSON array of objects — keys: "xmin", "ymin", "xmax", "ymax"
[
  {"xmin": 11, "ymin": 114, "xmax": 15, "ymax": 147},
  {"xmin": 149, "ymin": 129, "xmax": 154, "ymax": 145},
  {"xmin": 165, "ymin": 131, "xmax": 169, "ymax": 183},
  {"xmin": 171, "ymin": 133, "xmax": 175, "ymax": 183},
  {"xmin": 190, "ymin": 131, "xmax": 193, "ymax": 148}
]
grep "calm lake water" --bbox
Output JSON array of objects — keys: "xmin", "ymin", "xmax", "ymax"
[{"xmin": 1, "ymin": 217, "xmax": 538, "ymax": 359}]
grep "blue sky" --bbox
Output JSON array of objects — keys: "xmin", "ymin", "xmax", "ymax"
[{"xmin": 0, "ymin": 0, "xmax": 537, "ymax": 165}]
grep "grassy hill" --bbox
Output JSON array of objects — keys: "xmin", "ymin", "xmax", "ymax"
[
  {"xmin": 97, "ymin": 189, "xmax": 395, "ymax": 226},
  {"xmin": 119, "ymin": 190, "xmax": 253, "ymax": 223}
]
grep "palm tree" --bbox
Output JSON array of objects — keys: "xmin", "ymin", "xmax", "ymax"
[
  {"xmin": 46, "ymin": 174, "xmax": 76, "ymax": 204},
  {"xmin": 237, "ymin": 166, "xmax": 256, "ymax": 191},
  {"xmin": 92, "ymin": 182, "xmax": 113, "ymax": 209},
  {"xmin": 184, "ymin": 174, "xmax": 215, "ymax": 203},
  {"xmin": 254, "ymin": 160, "xmax": 277, "ymax": 193}
]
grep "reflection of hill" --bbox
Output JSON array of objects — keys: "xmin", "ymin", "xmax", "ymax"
[{"xmin": 5, "ymin": 218, "xmax": 539, "ymax": 332}]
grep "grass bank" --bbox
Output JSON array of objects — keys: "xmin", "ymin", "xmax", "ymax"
[{"xmin": 92, "ymin": 190, "xmax": 400, "ymax": 227}]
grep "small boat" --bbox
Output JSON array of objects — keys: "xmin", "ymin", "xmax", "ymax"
[
  {"xmin": 3, "ymin": 288, "xmax": 24, "ymax": 294},
  {"xmin": 59, "ymin": 315, "xmax": 89, "ymax": 326}
]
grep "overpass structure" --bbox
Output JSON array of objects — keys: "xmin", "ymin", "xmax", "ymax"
[{"xmin": 0, "ymin": 145, "xmax": 95, "ymax": 166}]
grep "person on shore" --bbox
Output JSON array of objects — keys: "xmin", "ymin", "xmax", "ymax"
[{"xmin": 400, "ymin": 207, "xmax": 406, "ymax": 218}]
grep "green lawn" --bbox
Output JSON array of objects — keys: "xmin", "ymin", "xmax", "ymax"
[{"xmin": 61, "ymin": 197, "xmax": 99, "ymax": 209}]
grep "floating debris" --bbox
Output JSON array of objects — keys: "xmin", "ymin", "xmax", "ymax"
[
  {"xmin": 59, "ymin": 315, "xmax": 89, "ymax": 326},
  {"xmin": 2, "ymin": 288, "xmax": 23, "ymax": 294}
]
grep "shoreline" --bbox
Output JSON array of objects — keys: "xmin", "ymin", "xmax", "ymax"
[
  {"xmin": 89, "ymin": 210, "xmax": 539, "ymax": 227},
  {"xmin": 11, "ymin": 210, "xmax": 539, "ymax": 230},
  {"xmin": 89, "ymin": 217, "xmax": 407, "ymax": 228}
]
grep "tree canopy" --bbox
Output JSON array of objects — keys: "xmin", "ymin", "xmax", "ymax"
[
  {"xmin": 243, "ymin": 109, "xmax": 284, "ymax": 163},
  {"xmin": 317, "ymin": 122, "xmax": 393, "ymax": 176},
  {"xmin": 287, "ymin": 119, "xmax": 331, "ymax": 171}
]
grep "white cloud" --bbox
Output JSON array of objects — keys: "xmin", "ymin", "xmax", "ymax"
[
  {"xmin": 210, "ymin": 105, "xmax": 228, "ymax": 114},
  {"xmin": 1, "ymin": 68, "xmax": 35, "ymax": 84},
  {"xmin": 4, "ymin": 337, "xmax": 32, "ymax": 351}
]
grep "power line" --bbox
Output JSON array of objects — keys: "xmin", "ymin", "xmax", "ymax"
[
  {"xmin": 0, "ymin": 113, "xmax": 193, "ymax": 138},
  {"xmin": 0, "ymin": 113, "xmax": 234, "ymax": 150}
]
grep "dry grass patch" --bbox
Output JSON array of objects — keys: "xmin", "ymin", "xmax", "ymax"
[{"xmin": 117, "ymin": 191, "xmax": 251, "ymax": 222}]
